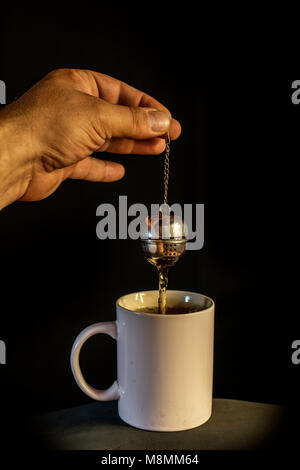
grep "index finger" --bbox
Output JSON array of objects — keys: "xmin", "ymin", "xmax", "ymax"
[{"xmin": 77, "ymin": 69, "xmax": 173, "ymax": 117}]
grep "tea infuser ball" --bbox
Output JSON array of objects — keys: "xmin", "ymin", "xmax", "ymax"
[
  {"xmin": 140, "ymin": 132, "xmax": 188, "ymax": 270},
  {"xmin": 140, "ymin": 209, "xmax": 188, "ymax": 269}
]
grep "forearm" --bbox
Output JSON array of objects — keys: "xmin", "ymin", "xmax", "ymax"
[{"xmin": 0, "ymin": 108, "xmax": 35, "ymax": 210}]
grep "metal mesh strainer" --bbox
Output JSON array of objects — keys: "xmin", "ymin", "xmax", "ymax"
[{"xmin": 141, "ymin": 211, "xmax": 187, "ymax": 269}]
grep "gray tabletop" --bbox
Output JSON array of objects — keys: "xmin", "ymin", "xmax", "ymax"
[{"xmin": 29, "ymin": 398, "xmax": 284, "ymax": 450}]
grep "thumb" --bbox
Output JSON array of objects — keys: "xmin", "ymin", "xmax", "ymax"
[{"xmin": 96, "ymin": 100, "xmax": 171, "ymax": 140}]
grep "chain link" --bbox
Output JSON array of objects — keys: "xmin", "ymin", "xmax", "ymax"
[{"xmin": 163, "ymin": 132, "xmax": 170, "ymax": 205}]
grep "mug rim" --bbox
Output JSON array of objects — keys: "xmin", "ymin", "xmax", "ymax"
[{"xmin": 116, "ymin": 289, "xmax": 215, "ymax": 318}]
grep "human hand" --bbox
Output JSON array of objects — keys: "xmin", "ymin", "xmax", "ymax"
[{"xmin": 0, "ymin": 68, "xmax": 181, "ymax": 209}]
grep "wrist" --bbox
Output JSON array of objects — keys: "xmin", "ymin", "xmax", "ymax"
[{"xmin": 0, "ymin": 107, "xmax": 37, "ymax": 210}]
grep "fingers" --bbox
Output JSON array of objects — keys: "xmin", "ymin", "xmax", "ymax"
[
  {"xmin": 45, "ymin": 69, "xmax": 182, "ymax": 148},
  {"xmin": 95, "ymin": 99, "xmax": 171, "ymax": 141},
  {"xmin": 65, "ymin": 157, "xmax": 125, "ymax": 182},
  {"xmin": 20, "ymin": 157, "xmax": 125, "ymax": 201},
  {"xmin": 81, "ymin": 70, "xmax": 172, "ymax": 114},
  {"xmin": 96, "ymin": 116, "xmax": 181, "ymax": 154},
  {"xmin": 99, "ymin": 137, "xmax": 166, "ymax": 155},
  {"xmin": 51, "ymin": 69, "xmax": 175, "ymax": 118},
  {"xmin": 96, "ymin": 115, "xmax": 181, "ymax": 154}
]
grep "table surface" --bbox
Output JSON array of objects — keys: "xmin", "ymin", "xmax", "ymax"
[{"xmin": 29, "ymin": 398, "xmax": 284, "ymax": 450}]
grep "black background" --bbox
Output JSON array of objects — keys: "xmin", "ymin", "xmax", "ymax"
[{"xmin": 0, "ymin": 5, "xmax": 299, "ymax": 451}]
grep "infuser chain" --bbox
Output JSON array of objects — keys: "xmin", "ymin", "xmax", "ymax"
[{"xmin": 163, "ymin": 132, "xmax": 170, "ymax": 205}]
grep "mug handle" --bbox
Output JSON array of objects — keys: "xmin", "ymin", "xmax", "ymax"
[{"xmin": 70, "ymin": 322, "xmax": 120, "ymax": 401}]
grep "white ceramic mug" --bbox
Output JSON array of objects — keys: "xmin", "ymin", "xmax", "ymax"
[{"xmin": 70, "ymin": 290, "xmax": 215, "ymax": 432}]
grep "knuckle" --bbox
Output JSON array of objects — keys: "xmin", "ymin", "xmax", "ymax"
[
  {"xmin": 128, "ymin": 106, "xmax": 139, "ymax": 134},
  {"xmin": 46, "ymin": 68, "xmax": 69, "ymax": 79},
  {"xmin": 102, "ymin": 160, "xmax": 109, "ymax": 181},
  {"xmin": 45, "ymin": 68, "xmax": 83, "ymax": 84}
]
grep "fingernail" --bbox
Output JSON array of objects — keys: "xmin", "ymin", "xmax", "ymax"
[{"xmin": 148, "ymin": 111, "xmax": 170, "ymax": 132}]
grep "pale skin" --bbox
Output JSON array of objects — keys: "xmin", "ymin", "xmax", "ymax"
[{"xmin": 0, "ymin": 68, "xmax": 181, "ymax": 210}]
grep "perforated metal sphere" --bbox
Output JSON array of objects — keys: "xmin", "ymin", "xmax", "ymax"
[
  {"xmin": 140, "ymin": 210, "xmax": 188, "ymax": 269},
  {"xmin": 142, "ymin": 211, "xmax": 188, "ymax": 241}
]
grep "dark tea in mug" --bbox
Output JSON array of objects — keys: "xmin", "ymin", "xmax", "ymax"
[{"xmin": 135, "ymin": 305, "xmax": 204, "ymax": 315}]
